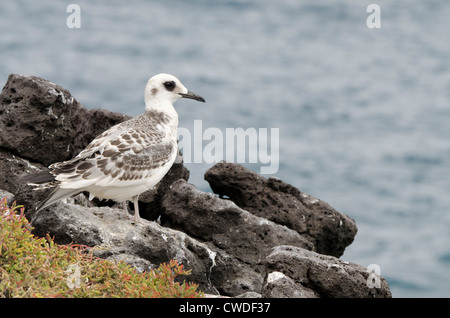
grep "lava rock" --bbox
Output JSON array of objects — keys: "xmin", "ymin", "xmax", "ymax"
[
  {"xmin": 205, "ymin": 162, "xmax": 357, "ymax": 257},
  {"xmin": 161, "ymin": 179, "xmax": 314, "ymax": 272},
  {"xmin": 262, "ymin": 271, "xmax": 319, "ymax": 298},
  {"xmin": 0, "ymin": 74, "xmax": 129, "ymax": 167},
  {"xmin": 263, "ymin": 245, "xmax": 392, "ymax": 298},
  {"xmin": 0, "ymin": 148, "xmax": 45, "ymax": 195}
]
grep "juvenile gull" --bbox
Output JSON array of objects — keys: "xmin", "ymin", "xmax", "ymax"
[{"xmin": 25, "ymin": 73, "xmax": 205, "ymax": 223}]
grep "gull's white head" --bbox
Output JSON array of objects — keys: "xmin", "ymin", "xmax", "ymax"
[{"xmin": 144, "ymin": 73, "xmax": 205, "ymax": 111}]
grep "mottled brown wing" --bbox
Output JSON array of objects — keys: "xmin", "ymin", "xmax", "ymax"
[{"xmin": 50, "ymin": 126, "xmax": 174, "ymax": 188}]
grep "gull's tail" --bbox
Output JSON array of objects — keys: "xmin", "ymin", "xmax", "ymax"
[
  {"xmin": 21, "ymin": 170, "xmax": 55, "ymax": 185},
  {"xmin": 21, "ymin": 170, "xmax": 81, "ymax": 211},
  {"xmin": 35, "ymin": 186, "xmax": 82, "ymax": 211}
]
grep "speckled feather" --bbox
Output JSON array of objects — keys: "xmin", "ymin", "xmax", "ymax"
[{"xmin": 49, "ymin": 110, "xmax": 177, "ymax": 193}]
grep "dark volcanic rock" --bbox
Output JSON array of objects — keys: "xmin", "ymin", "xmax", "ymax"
[
  {"xmin": 263, "ymin": 245, "xmax": 392, "ymax": 298},
  {"xmin": 0, "ymin": 74, "xmax": 129, "ymax": 166},
  {"xmin": 262, "ymin": 271, "xmax": 320, "ymax": 298},
  {"xmin": 0, "ymin": 148, "xmax": 45, "ymax": 195},
  {"xmin": 205, "ymin": 162, "xmax": 357, "ymax": 257},
  {"xmin": 161, "ymin": 179, "xmax": 314, "ymax": 271}
]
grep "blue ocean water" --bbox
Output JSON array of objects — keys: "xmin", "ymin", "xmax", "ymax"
[{"xmin": 1, "ymin": 0, "xmax": 450, "ymax": 297}]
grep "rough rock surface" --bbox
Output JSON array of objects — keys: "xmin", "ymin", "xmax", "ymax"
[
  {"xmin": 263, "ymin": 245, "xmax": 392, "ymax": 298},
  {"xmin": 205, "ymin": 162, "xmax": 357, "ymax": 257},
  {"xmin": 0, "ymin": 74, "xmax": 391, "ymax": 298},
  {"xmin": 161, "ymin": 179, "xmax": 313, "ymax": 271},
  {"xmin": 0, "ymin": 74, "xmax": 130, "ymax": 167},
  {"xmin": 263, "ymin": 271, "xmax": 320, "ymax": 298}
]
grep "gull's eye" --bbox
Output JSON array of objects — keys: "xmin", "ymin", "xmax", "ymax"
[{"xmin": 163, "ymin": 81, "xmax": 176, "ymax": 91}]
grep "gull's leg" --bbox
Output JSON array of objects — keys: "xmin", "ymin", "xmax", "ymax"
[
  {"xmin": 132, "ymin": 195, "xmax": 141, "ymax": 223},
  {"xmin": 123, "ymin": 201, "xmax": 131, "ymax": 218}
]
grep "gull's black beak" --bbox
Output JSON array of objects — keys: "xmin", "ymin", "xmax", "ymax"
[{"xmin": 179, "ymin": 91, "xmax": 205, "ymax": 102}]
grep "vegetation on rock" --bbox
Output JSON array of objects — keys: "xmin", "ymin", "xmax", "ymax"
[{"xmin": 0, "ymin": 197, "xmax": 203, "ymax": 298}]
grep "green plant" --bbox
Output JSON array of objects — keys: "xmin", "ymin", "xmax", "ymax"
[{"xmin": 0, "ymin": 197, "xmax": 203, "ymax": 298}]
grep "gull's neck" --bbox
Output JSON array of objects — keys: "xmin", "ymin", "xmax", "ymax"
[
  {"xmin": 145, "ymin": 98, "xmax": 179, "ymax": 134},
  {"xmin": 145, "ymin": 98, "xmax": 178, "ymax": 119}
]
